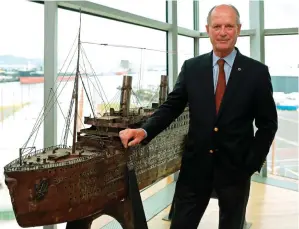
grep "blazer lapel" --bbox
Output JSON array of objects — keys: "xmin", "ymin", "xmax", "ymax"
[
  {"xmin": 215, "ymin": 49, "xmax": 247, "ymax": 122},
  {"xmin": 189, "ymin": 52, "xmax": 216, "ymax": 119},
  {"xmin": 200, "ymin": 52, "xmax": 216, "ymax": 114}
]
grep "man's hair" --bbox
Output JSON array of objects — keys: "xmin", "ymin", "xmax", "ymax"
[{"xmin": 207, "ymin": 4, "xmax": 241, "ymax": 25}]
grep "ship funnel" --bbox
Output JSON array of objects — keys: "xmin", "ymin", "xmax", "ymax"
[
  {"xmin": 159, "ymin": 75, "xmax": 168, "ymax": 105},
  {"xmin": 120, "ymin": 75, "xmax": 132, "ymax": 116}
]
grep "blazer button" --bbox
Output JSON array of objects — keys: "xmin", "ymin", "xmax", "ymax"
[
  {"xmin": 214, "ymin": 127, "xmax": 218, "ymax": 132},
  {"xmin": 209, "ymin": 150, "xmax": 214, "ymax": 153}
]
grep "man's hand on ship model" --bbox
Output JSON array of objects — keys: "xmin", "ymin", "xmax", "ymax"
[{"xmin": 119, "ymin": 128, "xmax": 146, "ymax": 148}]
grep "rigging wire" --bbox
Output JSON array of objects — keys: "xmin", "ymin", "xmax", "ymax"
[
  {"xmin": 80, "ymin": 46, "xmax": 111, "ymax": 112},
  {"xmin": 22, "ymin": 38, "xmax": 79, "ymax": 149},
  {"xmin": 21, "ymin": 37, "xmax": 175, "ymax": 149}
]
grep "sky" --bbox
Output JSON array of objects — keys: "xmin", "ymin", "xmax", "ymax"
[{"xmin": 0, "ymin": 0, "xmax": 298, "ymax": 75}]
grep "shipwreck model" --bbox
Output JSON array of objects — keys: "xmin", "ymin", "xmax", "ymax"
[{"xmin": 3, "ymin": 14, "xmax": 189, "ymax": 229}]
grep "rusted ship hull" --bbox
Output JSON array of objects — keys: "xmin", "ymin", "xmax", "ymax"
[
  {"xmin": 4, "ymin": 109, "xmax": 188, "ymax": 227},
  {"xmin": 5, "ymin": 151, "xmax": 107, "ymax": 227}
]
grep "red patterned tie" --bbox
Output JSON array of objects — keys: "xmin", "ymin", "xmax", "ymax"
[{"xmin": 215, "ymin": 59, "xmax": 226, "ymax": 114}]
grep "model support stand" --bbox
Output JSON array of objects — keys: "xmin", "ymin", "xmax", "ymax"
[
  {"xmin": 65, "ymin": 162, "xmax": 148, "ymax": 229},
  {"xmin": 163, "ymin": 190, "xmax": 252, "ymax": 229},
  {"xmin": 124, "ymin": 161, "xmax": 149, "ymax": 229}
]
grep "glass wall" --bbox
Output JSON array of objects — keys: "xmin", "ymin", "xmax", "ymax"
[
  {"xmin": 0, "ymin": 1, "xmax": 298, "ymax": 228},
  {"xmin": 265, "ymin": 34, "xmax": 299, "ymax": 180},
  {"xmin": 89, "ymin": 0, "xmax": 166, "ymax": 22},
  {"xmin": 57, "ymin": 8, "xmax": 167, "ymax": 145},
  {"xmin": 0, "ymin": 2, "xmax": 44, "ymax": 229},
  {"xmin": 178, "ymin": 0, "xmax": 194, "ymax": 29},
  {"xmin": 178, "ymin": 35, "xmax": 194, "ymax": 72},
  {"xmin": 264, "ymin": 0, "xmax": 299, "ymax": 28}
]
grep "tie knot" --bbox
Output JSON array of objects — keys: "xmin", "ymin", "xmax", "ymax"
[{"xmin": 217, "ymin": 59, "xmax": 225, "ymax": 67}]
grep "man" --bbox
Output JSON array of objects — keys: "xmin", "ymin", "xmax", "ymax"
[{"xmin": 119, "ymin": 4, "xmax": 278, "ymax": 229}]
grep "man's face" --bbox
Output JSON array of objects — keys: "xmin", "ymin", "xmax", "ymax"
[{"xmin": 206, "ymin": 6, "xmax": 241, "ymax": 55}]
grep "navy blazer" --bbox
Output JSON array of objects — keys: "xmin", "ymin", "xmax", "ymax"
[{"xmin": 141, "ymin": 47, "xmax": 278, "ymax": 184}]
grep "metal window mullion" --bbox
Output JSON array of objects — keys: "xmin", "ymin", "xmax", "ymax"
[
  {"xmin": 264, "ymin": 27, "xmax": 299, "ymax": 36},
  {"xmin": 43, "ymin": 5, "xmax": 58, "ymax": 228},
  {"xmin": 167, "ymin": 0, "xmax": 178, "ymax": 90},
  {"xmin": 166, "ymin": 0, "xmax": 179, "ymax": 183},
  {"xmin": 249, "ymin": 0, "xmax": 265, "ymax": 63},
  {"xmin": 249, "ymin": 0, "xmax": 267, "ymax": 178},
  {"xmin": 58, "ymin": 0, "xmax": 171, "ymax": 31},
  {"xmin": 44, "ymin": 1, "xmax": 58, "ymax": 149}
]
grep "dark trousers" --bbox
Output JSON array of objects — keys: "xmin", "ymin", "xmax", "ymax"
[{"xmin": 170, "ymin": 157, "xmax": 251, "ymax": 229}]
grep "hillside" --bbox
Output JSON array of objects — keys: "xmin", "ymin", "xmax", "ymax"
[{"xmin": 0, "ymin": 55, "xmax": 42, "ymax": 67}]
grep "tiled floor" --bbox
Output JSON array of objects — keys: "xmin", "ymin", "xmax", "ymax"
[{"xmin": 147, "ymin": 181, "xmax": 299, "ymax": 229}]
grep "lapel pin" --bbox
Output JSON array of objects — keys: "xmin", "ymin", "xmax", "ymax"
[{"xmin": 238, "ymin": 68, "xmax": 241, "ymax": 71}]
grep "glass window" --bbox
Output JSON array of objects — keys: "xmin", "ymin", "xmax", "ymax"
[
  {"xmin": 178, "ymin": 0, "xmax": 194, "ymax": 29},
  {"xmin": 178, "ymin": 35, "xmax": 194, "ymax": 72},
  {"xmin": 58, "ymin": 9, "xmax": 167, "ymax": 144},
  {"xmin": 265, "ymin": 35, "xmax": 299, "ymax": 70},
  {"xmin": 89, "ymin": 0, "xmax": 166, "ymax": 22},
  {"xmin": 199, "ymin": 36, "xmax": 250, "ymax": 57},
  {"xmin": 264, "ymin": 0, "xmax": 299, "ymax": 29},
  {"xmin": 265, "ymin": 35, "xmax": 299, "ymax": 181},
  {"xmin": 199, "ymin": 0, "xmax": 250, "ymax": 31},
  {"xmin": 0, "ymin": 1, "xmax": 44, "ymax": 229}
]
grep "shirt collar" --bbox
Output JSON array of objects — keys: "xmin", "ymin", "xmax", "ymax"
[{"xmin": 212, "ymin": 48, "xmax": 237, "ymax": 67}]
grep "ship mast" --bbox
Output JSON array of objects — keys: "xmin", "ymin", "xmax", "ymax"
[{"xmin": 71, "ymin": 11, "xmax": 82, "ymax": 154}]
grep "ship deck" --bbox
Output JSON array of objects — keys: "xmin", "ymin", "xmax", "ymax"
[{"xmin": 4, "ymin": 145, "xmax": 100, "ymax": 171}]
